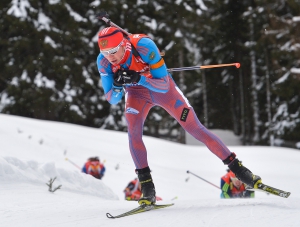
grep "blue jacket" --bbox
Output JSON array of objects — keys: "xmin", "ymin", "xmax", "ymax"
[{"xmin": 96, "ymin": 36, "xmax": 170, "ymax": 104}]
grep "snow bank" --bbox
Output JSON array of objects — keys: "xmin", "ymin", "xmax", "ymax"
[{"xmin": 0, "ymin": 156, "xmax": 118, "ymax": 200}]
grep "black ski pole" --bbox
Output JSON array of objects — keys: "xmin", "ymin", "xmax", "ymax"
[
  {"xmin": 96, "ymin": 11, "xmax": 131, "ymax": 36},
  {"xmin": 168, "ymin": 63, "xmax": 240, "ymax": 72},
  {"xmin": 187, "ymin": 170, "xmax": 220, "ymax": 189}
]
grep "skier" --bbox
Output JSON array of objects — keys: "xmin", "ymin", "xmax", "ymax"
[
  {"xmin": 124, "ymin": 178, "xmax": 162, "ymax": 201},
  {"xmin": 96, "ymin": 26, "xmax": 261, "ymax": 206},
  {"xmin": 82, "ymin": 156, "xmax": 106, "ymax": 179},
  {"xmin": 124, "ymin": 178, "xmax": 142, "ymax": 201},
  {"xmin": 220, "ymin": 170, "xmax": 254, "ymax": 198}
]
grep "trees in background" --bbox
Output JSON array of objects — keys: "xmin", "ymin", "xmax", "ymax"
[
  {"xmin": 0, "ymin": 0, "xmax": 299, "ymax": 147},
  {"xmin": 0, "ymin": 0, "xmax": 110, "ymax": 127}
]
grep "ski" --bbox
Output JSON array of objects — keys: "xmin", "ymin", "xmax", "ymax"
[
  {"xmin": 246, "ymin": 183, "xmax": 290, "ymax": 198},
  {"xmin": 106, "ymin": 203, "xmax": 174, "ymax": 219}
]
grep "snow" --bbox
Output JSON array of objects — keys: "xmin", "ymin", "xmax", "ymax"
[
  {"xmin": 65, "ymin": 3, "xmax": 87, "ymax": 22},
  {"xmin": 36, "ymin": 12, "xmax": 52, "ymax": 31},
  {"xmin": 275, "ymin": 71, "xmax": 290, "ymax": 84},
  {"xmin": 7, "ymin": 0, "xmax": 31, "ymax": 18},
  {"xmin": 34, "ymin": 72, "xmax": 56, "ymax": 88},
  {"xmin": 293, "ymin": 16, "xmax": 300, "ymax": 22},
  {"xmin": 291, "ymin": 68, "xmax": 300, "ymax": 74},
  {"xmin": 44, "ymin": 36, "xmax": 58, "ymax": 48},
  {"xmin": 186, "ymin": 129, "xmax": 242, "ymax": 146},
  {"xmin": 1, "ymin": 113, "xmax": 300, "ymax": 227}
]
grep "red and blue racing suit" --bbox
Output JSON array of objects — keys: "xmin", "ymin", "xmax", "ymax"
[{"xmin": 96, "ymin": 34, "xmax": 232, "ymax": 169}]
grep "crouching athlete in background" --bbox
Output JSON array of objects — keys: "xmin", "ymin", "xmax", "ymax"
[
  {"xmin": 96, "ymin": 26, "xmax": 262, "ymax": 206},
  {"xmin": 124, "ymin": 178, "xmax": 162, "ymax": 201},
  {"xmin": 221, "ymin": 170, "xmax": 255, "ymax": 198}
]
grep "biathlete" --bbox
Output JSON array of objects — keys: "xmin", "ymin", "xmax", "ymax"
[{"xmin": 96, "ymin": 26, "xmax": 261, "ymax": 205}]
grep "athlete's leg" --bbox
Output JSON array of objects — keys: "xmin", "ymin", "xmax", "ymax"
[
  {"xmin": 150, "ymin": 79, "xmax": 261, "ymax": 187},
  {"xmin": 125, "ymin": 87, "xmax": 154, "ymax": 169},
  {"xmin": 151, "ymin": 79, "xmax": 231, "ymax": 160}
]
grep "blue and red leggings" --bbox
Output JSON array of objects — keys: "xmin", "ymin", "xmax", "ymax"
[{"xmin": 125, "ymin": 77, "xmax": 231, "ymax": 169}]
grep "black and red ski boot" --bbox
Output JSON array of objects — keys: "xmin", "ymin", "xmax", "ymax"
[
  {"xmin": 223, "ymin": 153, "xmax": 262, "ymax": 188},
  {"xmin": 136, "ymin": 167, "xmax": 156, "ymax": 205}
]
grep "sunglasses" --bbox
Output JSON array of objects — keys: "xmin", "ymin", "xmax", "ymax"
[{"xmin": 101, "ymin": 42, "xmax": 122, "ymax": 56}]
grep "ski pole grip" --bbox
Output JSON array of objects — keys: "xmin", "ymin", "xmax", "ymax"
[
  {"xmin": 96, "ymin": 11, "xmax": 112, "ymax": 26},
  {"xmin": 97, "ymin": 11, "xmax": 109, "ymax": 20}
]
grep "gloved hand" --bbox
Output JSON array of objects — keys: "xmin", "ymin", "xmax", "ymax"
[
  {"xmin": 113, "ymin": 69, "xmax": 124, "ymax": 87},
  {"xmin": 120, "ymin": 69, "xmax": 141, "ymax": 84},
  {"xmin": 241, "ymin": 190, "xmax": 252, "ymax": 198}
]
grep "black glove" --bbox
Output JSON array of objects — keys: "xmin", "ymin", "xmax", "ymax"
[
  {"xmin": 113, "ymin": 69, "xmax": 124, "ymax": 87},
  {"xmin": 241, "ymin": 190, "xmax": 252, "ymax": 198},
  {"xmin": 121, "ymin": 69, "xmax": 141, "ymax": 84}
]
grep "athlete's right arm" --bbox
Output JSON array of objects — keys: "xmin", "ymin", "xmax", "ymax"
[{"xmin": 96, "ymin": 54, "xmax": 123, "ymax": 105}]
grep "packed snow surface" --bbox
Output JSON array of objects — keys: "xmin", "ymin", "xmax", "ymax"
[{"xmin": 1, "ymin": 113, "xmax": 299, "ymax": 227}]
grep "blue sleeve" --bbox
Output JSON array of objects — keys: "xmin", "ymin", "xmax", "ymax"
[
  {"xmin": 96, "ymin": 54, "xmax": 123, "ymax": 105},
  {"xmin": 135, "ymin": 38, "xmax": 170, "ymax": 93},
  {"xmin": 100, "ymin": 166, "xmax": 106, "ymax": 175},
  {"xmin": 82, "ymin": 165, "xmax": 87, "ymax": 173}
]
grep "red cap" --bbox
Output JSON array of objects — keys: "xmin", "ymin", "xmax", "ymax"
[{"xmin": 98, "ymin": 27, "xmax": 124, "ymax": 50}]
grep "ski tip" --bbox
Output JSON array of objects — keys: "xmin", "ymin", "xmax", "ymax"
[
  {"xmin": 106, "ymin": 213, "xmax": 115, "ymax": 219},
  {"xmin": 284, "ymin": 192, "xmax": 291, "ymax": 198},
  {"xmin": 279, "ymin": 192, "xmax": 291, "ymax": 198}
]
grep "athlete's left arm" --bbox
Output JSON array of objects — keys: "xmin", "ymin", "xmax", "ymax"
[
  {"xmin": 136, "ymin": 38, "xmax": 170, "ymax": 93},
  {"xmin": 100, "ymin": 165, "xmax": 106, "ymax": 175}
]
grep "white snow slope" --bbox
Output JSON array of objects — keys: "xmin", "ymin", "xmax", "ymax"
[{"xmin": 1, "ymin": 113, "xmax": 299, "ymax": 227}]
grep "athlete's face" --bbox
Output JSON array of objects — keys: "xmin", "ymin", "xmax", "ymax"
[
  {"xmin": 231, "ymin": 177, "xmax": 243, "ymax": 188},
  {"xmin": 101, "ymin": 44, "xmax": 125, "ymax": 65}
]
